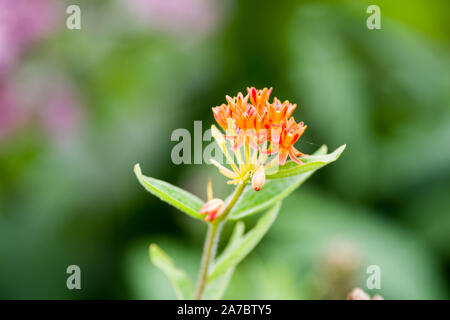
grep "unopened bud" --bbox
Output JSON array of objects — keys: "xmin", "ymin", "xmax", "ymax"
[
  {"xmin": 346, "ymin": 288, "xmax": 370, "ymax": 300},
  {"xmin": 199, "ymin": 198, "xmax": 225, "ymax": 222},
  {"xmin": 252, "ymin": 167, "xmax": 265, "ymax": 191}
]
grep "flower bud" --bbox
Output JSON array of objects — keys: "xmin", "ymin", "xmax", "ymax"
[
  {"xmin": 346, "ymin": 288, "xmax": 370, "ymax": 300},
  {"xmin": 199, "ymin": 198, "xmax": 225, "ymax": 222},
  {"xmin": 252, "ymin": 167, "xmax": 265, "ymax": 191}
]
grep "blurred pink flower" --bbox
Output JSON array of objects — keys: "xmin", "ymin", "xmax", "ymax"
[
  {"xmin": 0, "ymin": 0, "xmax": 57, "ymax": 75},
  {"xmin": 39, "ymin": 84, "xmax": 83, "ymax": 143},
  {"xmin": 123, "ymin": 0, "xmax": 220, "ymax": 35},
  {"xmin": 0, "ymin": 1, "xmax": 81, "ymax": 144},
  {"xmin": 0, "ymin": 75, "xmax": 83, "ymax": 144}
]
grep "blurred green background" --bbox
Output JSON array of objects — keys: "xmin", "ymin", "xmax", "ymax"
[{"xmin": 0, "ymin": 0, "xmax": 449, "ymax": 299}]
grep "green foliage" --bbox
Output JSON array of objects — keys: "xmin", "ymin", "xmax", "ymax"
[
  {"xmin": 266, "ymin": 145, "xmax": 346, "ymax": 179},
  {"xmin": 207, "ymin": 202, "xmax": 281, "ymax": 283},
  {"xmin": 134, "ymin": 164, "xmax": 205, "ymax": 220},
  {"xmin": 228, "ymin": 145, "xmax": 345, "ymax": 220},
  {"xmin": 148, "ymin": 204, "xmax": 281, "ymax": 299},
  {"xmin": 134, "ymin": 145, "xmax": 345, "ymax": 223},
  {"xmin": 149, "ymin": 244, "xmax": 194, "ymax": 299},
  {"xmin": 2, "ymin": 0, "xmax": 449, "ymax": 300},
  {"xmin": 137, "ymin": 144, "xmax": 344, "ymax": 299},
  {"xmin": 203, "ymin": 222, "xmax": 245, "ymax": 299}
]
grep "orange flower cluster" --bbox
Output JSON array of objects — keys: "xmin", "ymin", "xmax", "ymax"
[{"xmin": 212, "ymin": 87, "xmax": 307, "ymax": 165}]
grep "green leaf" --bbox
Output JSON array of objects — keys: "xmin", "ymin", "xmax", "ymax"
[
  {"xmin": 220, "ymin": 221, "xmax": 246, "ymax": 258},
  {"xmin": 203, "ymin": 222, "xmax": 245, "ymax": 299},
  {"xmin": 228, "ymin": 145, "xmax": 345, "ymax": 220},
  {"xmin": 207, "ymin": 202, "xmax": 281, "ymax": 283},
  {"xmin": 134, "ymin": 164, "xmax": 204, "ymax": 220},
  {"xmin": 149, "ymin": 244, "xmax": 194, "ymax": 299},
  {"xmin": 266, "ymin": 144, "xmax": 345, "ymax": 179}
]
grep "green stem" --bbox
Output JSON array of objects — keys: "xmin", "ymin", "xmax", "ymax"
[
  {"xmin": 244, "ymin": 138, "xmax": 250, "ymax": 171},
  {"xmin": 194, "ymin": 182, "xmax": 246, "ymax": 299}
]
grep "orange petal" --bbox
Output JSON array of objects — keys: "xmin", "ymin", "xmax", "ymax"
[
  {"xmin": 289, "ymin": 148, "xmax": 304, "ymax": 165},
  {"xmin": 278, "ymin": 149, "xmax": 289, "ymax": 165}
]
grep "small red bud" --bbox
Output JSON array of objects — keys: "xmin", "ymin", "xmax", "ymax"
[
  {"xmin": 199, "ymin": 198, "xmax": 225, "ymax": 222},
  {"xmin": 346, "ymin": 288, "xmax": 371, "ymax": 300}
]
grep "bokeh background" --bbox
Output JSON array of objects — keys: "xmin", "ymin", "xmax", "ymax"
[{"xmin": 0, "ymin": 0, "xmax": 449, "ymax": 299}]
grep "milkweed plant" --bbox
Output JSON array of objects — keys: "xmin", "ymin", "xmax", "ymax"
[{"xmin": 134, "ymin": 87, "xmax": 346, "ymax": 299}]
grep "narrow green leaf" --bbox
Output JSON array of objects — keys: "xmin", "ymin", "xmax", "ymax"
[
  {"xmin": 220, "ymin": 221, "xmax": 246, "ymax": 258},
  {"xmin": 203, "ymin": 267, "xmax": 235, "ymax": 300},
  {"xmin": 267, "ymin": 144, "xmax": 345, "ymax": 179},
  {"xmin": 134, "ymin": 164, "xmax": 204, "ymax": 220},
  {"xmin": 207, "ymin": 202, "xmax": 281, "ymax": 283},
  {"xmin": 203, "ymin": 222, "xmax": 245, "ymax": 299},
  {"xmin": 149, "ymin": 244, "xmax": 194, "ymax": 299},
  {"xmin": 228, "ymin": 145, "xmax": 345, "ymax": 220}
]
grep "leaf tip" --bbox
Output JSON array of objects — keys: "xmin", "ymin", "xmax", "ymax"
[
  {"xmin": 149, "ymin": 243, "xmax": 171, "ymax": 266},
  {"xmin": 335, "ymin": 144, "xmax": 347, "ymax": 157},
  {"xmin": 134, "ymin": 163, "xmax": 142, "ymax": 176}
]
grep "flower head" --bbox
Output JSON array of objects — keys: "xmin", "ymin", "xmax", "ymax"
[{"xmin": 210, "ymin": 87, "xmax": 308, "ymax": 188}]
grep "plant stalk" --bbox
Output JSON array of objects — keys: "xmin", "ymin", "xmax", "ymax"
[{"xmin": 194, "ymin": 182, "xmax": 246, "ymax": 299}]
